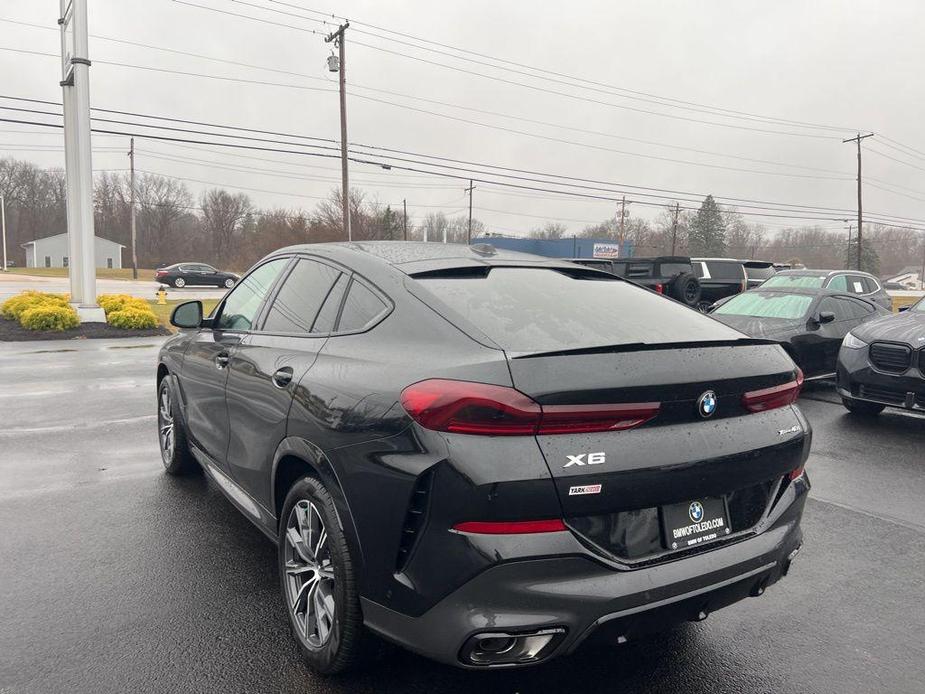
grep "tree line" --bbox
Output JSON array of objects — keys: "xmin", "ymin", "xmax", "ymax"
[
  {"xmin": 526, "ymin": 194, "xmax": 924, "ymax": 276},
  {"xmin": 2, "ymin": 156, "xmax": 922, "ymax": 276}
]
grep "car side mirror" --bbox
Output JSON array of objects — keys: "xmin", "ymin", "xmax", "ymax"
[
  {"xmin": 817, "ymin": 311, "xmax": 836, "ymax": 324},
  {"xmin": 171, "ymin": 300, "xmax": 203, "ymax": 329}
]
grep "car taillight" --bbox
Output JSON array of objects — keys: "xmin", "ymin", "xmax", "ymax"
[
  {"xmin": 741, "ymin": 368, "xmax": 804, "ymax": 413},
  {"xmin": 788, "ymin": 466, "xmax": 804, "ymax": 481},
  {"xmin": 655, "ymin": 283, "xmax": 664, "ymax": 294},
  {"xmin": 452, "ymin": 519, "xmax": 567, "ymax": 534},
  {"xmin": 400, "ymin": 379, "xmax": 660, "ymax": 436},
  {"xmin": 155, "ymin": 270, "xmax": 166, "ymax": 276},
  {"xmin": 537, "ymin": 402, "xmax": 660, "ymax": 434}
]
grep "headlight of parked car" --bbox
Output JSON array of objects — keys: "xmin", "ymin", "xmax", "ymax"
[{"xmin": 842, "ymin": 332, "xmax": 867, "ymax": 349}]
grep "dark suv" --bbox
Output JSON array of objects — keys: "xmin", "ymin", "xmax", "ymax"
[
  {"xmin": 691, "ymin": 258, "xmax": 749, "ymax": 311},
  {"xmin": 572, "ymin": 256, "xmax": 701, "ymax": 307},
  {"xmin": 157, "ymin": 242, "xmax": 809, "ymax": 674}
]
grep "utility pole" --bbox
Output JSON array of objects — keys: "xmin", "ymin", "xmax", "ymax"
[
  {"xmin": 465, "ymin": 179, "xmax": 475, "ymax": 244},
  {"xmin": 1, "ymin": 194, "xmax": 7, "ymax": 272},
  {"xmin": 670, "ymin": 201, "xmax": 679, "ymax": 255},
  {"xmin": 619, "ymin": 195, "xmax": 627, "ymax": 245},
  {"xmin": 59, "ymin": 0, "xmax": 103, "ymax": 320},
  {"xmin": 325, "ymin": 22, "xmax": 351, "ymax": 242},
  {"xmin": 843, "ymin": 132, "xmax": 874, "ymax": 271},
  {"xmin": 402, "ymin": 198, "xmax": 407, "ymax": 241},
  {"xmin": 128, "ymin": 137, "xmax": 138, "ymax": 279}
]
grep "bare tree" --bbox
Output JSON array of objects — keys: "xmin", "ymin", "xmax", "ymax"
[
  {"xmin": 200, "ymin": 188, "xmax": 251, "ymax": 264},
  {"xmin": 530, "ymin": 221, "xmax": 568, "ymax": 239}
]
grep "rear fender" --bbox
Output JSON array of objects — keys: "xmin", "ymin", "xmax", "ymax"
[{"xmin": 270, "ymin": 437, "xmax": 365, "ymax": 573}]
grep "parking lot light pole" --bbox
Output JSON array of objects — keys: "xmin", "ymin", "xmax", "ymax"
[
  {"xmin": 59, "ymin": 0, "xmax": 104, "ymax": 320},
  {"xmin": 1, "ymin": 194, "xmax": 7, "ymax": 272}
]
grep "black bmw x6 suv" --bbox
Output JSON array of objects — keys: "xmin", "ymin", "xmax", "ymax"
[{"xmin": 156, "ymin": 242, "xmax": 810, "ymax": 674}]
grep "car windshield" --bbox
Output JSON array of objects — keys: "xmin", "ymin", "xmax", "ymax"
[
  {"xmin": 714, "ymin": 292, "xmax": 813, "ymax": 319},
  {"xmin": 913, "ymin": 299, "xmax": 925, "ymax": 313},
  {"xmin": 416, "ymin": 267, "xmax": 742, "ymax": 352},
  {"xmin": 762, "ymin": 274, "xmax": 826, "ymax": 289}
]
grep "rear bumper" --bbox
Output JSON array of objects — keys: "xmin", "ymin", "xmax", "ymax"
[{"xmin": 362, "ymin": 476, "xmax": 807, "ymax": 669}]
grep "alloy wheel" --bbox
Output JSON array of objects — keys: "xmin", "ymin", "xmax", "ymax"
[
  {"xmin": 284, "ymin": 500, "xmax": 337, "ymax": 649},
  {"xmin": 158, "ymin": 382, "xmax": 175, "ymax": 462}
]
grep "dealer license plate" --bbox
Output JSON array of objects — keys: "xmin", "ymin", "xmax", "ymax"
[{"xmin": 661, "ymin": 496, "xmax": 730, "ymax": 550}]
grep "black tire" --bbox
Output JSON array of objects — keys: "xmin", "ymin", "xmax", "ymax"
[
  {"xmin": 173, "ymin": 277, "xmax": 186, "ymax": 288},
  {"xmin": 279, "ymin": 477, "xmax": 372, "ymax": 675},
  {"xmin": 669, "ymin": 272, "xmax": 701, "ymax": 307},
  {"xmin": 157, "ymin": 377, "xmax": 198, "ymax": 475},
  {"xmin": 842, "ymin": 397, "xmax": 885, "ymax": 416}
]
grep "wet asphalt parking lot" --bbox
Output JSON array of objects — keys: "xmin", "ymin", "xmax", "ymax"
[{"xmin": 1, "ymin": 337, "xmax": 924, "ymax": 694}]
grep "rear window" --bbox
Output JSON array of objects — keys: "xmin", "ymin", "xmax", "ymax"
[
  {"xmin": 658, "ymin": 262, "xmax": 691, "ymax": 276},
  {"xmin": 744, "ymin": 265, "xmax": 776, "ymax": 280},
  {"xmin": 624, "ymin": 263, "xmax": 653, "ymax": 278},
  {"xmin": 714, "ymin": 292, "xmax": 813, "ymax": 320},
  {"xmin": 415, "ymin": 267, "xmax": 741, "ymax": 352},
  {"xmin": 705, "ymin": 261, "xmax": 746, "ymax": 280},
  {"xmin": 763, "ymin": 274, "xmax": 826, "ymax": 289}
]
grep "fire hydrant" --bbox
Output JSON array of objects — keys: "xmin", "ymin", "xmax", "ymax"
[{"xmin": 156, "ymin": 285, "xmax": 168, "ymax": 305}]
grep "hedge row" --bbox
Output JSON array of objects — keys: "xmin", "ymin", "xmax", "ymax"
[
  {"xmin": 0, "ymin": 292, "xmax": 78, "ymax": 331},
  {"xmin": 1, "ymin": 291, "xmax": 160, "ymax": 331}
]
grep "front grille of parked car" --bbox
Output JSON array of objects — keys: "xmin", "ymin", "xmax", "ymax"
[
  {"xmin": 566, "ymin": 478, "xmax": 777, "ymax": 566},
  {"xmin": 395, "ymin": 469, "xmax": 434, "ymax": 573},
  {"xmin": 869, "ymin": 343, "xmax": 912, "ymax": 373}
]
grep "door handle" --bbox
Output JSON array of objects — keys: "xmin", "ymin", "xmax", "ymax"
[
  {"xmin": 214, "ymin": 352, "xmax": 230, "ymax": 369},
  {"xmin": 272, "ymin": 367, "xmax": 294, "ymax": 389}
]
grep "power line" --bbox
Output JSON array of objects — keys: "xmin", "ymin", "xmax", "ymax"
[
  {"xmin": 0, "ymin": 102, "xmax": 919, "ymax": 224},
  {"xmin": 167, "ymin": 2, "xmax": 846, "ymax": 140},
  {"xmin": 265, "ymin": 0, "xmax": 861, "ymax": 133}
]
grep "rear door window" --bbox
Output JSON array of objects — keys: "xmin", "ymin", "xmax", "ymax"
[
  {"xmin": 311, "ymin": 273, "xmax": 349, "ymax": 333},
  {"xmin": 705, "ymin": 261, "xmax": 745, "ymax": 280},
  {"xmin": 262, "ymin": 259, "xmax": 341, "ymax": 334},
  {"xmin": 414, "ymin": 267, "xmax": 742, "ymax": 352},
  {"xmin": 658, "ymin": 262, "xmax": 691, "ymax": 276},
  {"xmin": 337, "ymin": 279, "xmax": 388, "ymax": 332},
  {"xmin": 216, "ymin": 258, "xmax": 288, "ymax": 331}
]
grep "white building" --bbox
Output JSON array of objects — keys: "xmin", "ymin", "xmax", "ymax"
[
  {"xmin": 21, "ymin": 233, "xmax": 124, "ymax": 270},
  {"xmin": 884, "ymin": 266, "xmax": 923, "ymax": 290}
]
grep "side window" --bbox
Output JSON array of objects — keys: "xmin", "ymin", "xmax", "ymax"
[
  {"xmin": 706, "ymin": 261, "xmax": 745, "ymax": 280},
  {"xmin": 311, "ymin": 273, "xmax": 349, "ymax": 333},
  {"xmin": 692, "ymin": 262, "xmax": 706, "ymax": 278},
  {"xmin": 819, "ymin": 297, "xmax": 848, "ymax": 322},
  {"xmin": 262, "ymin": 259, "xmax": 341, "ymax": 334},
  {"xmin": 216, "ymin": 258, "xmax": 288, "ymax": 331},
  {"xmin": 337, "ymin": 279, "xmax": 387, "ymax": 332},
  {"xmin": 846, "ymin": 275, "xmax": 867, "ymax": 294},
  {"xmin": 827, "ymin": 274, "xmax": 848, "ymax": 291},
  {"xmin": 845, "ymin": 297, "xmax": 875, "ymax": 317}
]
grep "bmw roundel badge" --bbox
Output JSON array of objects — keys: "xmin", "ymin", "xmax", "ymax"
[
  {"xmin": 697, "ymin": 390, "xmax": 717, "ymax": 418},
  {"xmin": 689, "ymin": 501, "xmax": 704, "ymax": 523}
]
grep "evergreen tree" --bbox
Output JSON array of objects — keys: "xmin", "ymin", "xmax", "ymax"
[
  {"xmin": 844, "ymin": 239, "xmax": 880, "ymax": 275},
  {"xmin": 688, "ymin": 195, "xmax": 727, "ymax": 256}
]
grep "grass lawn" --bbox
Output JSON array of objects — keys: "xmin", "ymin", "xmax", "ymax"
[
  {"xmin": 148, "ymin": 298, "xmax": 219, "ymax": 330},
  {"xmin": 7, "ymin": 267, "xmax": 157, "ymax": 281}
]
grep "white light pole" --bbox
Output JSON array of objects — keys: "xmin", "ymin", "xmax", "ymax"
[
  {"xmin": 1, "ymin": 194, "xmax": 7, "ymax": 272},
  {"xmin": 59, "ymin": 0, "xmax": 103, "ymax": 320}
]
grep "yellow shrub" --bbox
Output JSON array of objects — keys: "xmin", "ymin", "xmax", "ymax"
[
  {"xmin": 2, "ymin": 291, "xmax": 70, "ymax": 321},
  {"xmin": 19, "ymin": 304, "xmax": 79, "ymax": 331},
  {"xmin": 107, "ymin": 306, "xmax": 158, "ymax": 330},
  {"xmin": 98, "ymin": 293, "xmax": 150, "ymax": 315}
]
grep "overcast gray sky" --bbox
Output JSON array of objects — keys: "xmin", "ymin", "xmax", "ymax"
[{"xmin": 2, "ymin": 0, "xmax": 924, "ymax": 236}]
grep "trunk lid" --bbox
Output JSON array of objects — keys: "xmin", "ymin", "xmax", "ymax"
[{"xmin": 507, "ymin": 343, "xmax": 805, "ymax": 520}]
